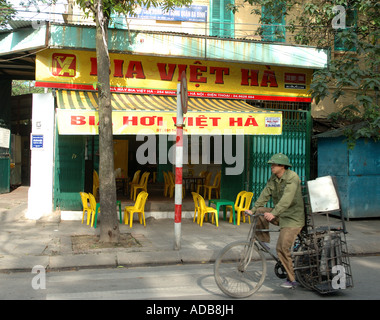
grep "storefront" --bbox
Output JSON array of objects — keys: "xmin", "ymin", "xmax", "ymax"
[{"xmin": 30, "ymin": 47, "xmax": 314, "ymax": 215}]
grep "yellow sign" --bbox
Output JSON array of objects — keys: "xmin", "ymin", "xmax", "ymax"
[
  {"xmin": 57, "ymin": 109, "xmax": 282, "ymax": 135},
  {"xmin": 37, "ymin": 49, "xmax": 312, "ymax": 102}
]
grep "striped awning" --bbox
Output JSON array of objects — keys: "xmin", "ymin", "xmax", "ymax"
[
  {"xmin": 55, "ymin": 90, "xmax": 283, "ymax": 135},
  {"xmin": 56, "ymin": 90, "xmax": 263, "ymax": 113}
]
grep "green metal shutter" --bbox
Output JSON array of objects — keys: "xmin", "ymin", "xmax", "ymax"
[
  {"xmin": 210, "ymin": 0, "xmax": 234, "ymax": 38},
  {"xmin": 250, "ymin": 110, "xmax": 311, "ymax": 202},
  {"xmin": 220, "ymin": 108, "xmax": 311, "ymax": 205}
]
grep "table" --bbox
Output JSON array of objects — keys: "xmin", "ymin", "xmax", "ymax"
[
  {"xmin": 182, "ymin": 177, "xmax": 204, "ymax": 193},
  {"xmin": 116, "ymin": 177, "xmax": 129, "ymax": 196},
  {"xmin": 208, "ymin": 198, "xmax": 236, "ymax": 225}
]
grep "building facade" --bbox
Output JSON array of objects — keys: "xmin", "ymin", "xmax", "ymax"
[{"xmin": 0, "ymin": 1, "xmax": 328, "ymax": 219}]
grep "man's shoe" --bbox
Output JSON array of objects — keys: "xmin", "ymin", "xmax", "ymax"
[{"xmin": 281, "ymin": 280, "xmax": 298, "ymax": 289}]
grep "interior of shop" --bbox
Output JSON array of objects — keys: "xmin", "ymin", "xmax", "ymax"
[{"xmin": 85, "ymin": 134, "xmax": 224, "ymax": 211}]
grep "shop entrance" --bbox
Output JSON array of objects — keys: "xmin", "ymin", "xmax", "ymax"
[{"xmin": 53, "ymin": 90, "xmax": 310, "ymax": 213}]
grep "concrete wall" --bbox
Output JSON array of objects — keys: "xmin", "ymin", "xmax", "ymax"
[{"xmin": 26, "ymin": 93, "xmax": 55, "ymax": 219}]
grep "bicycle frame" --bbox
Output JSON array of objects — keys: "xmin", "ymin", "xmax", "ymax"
[
  {"xmin": 246, "ymin": 213, "xmax": 309, "ymax": 280},
  {"xmin": 245, "ymin": 213, "xmax": 279, "ymax": 258}
]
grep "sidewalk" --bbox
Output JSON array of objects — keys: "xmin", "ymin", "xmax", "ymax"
[{"xmin": 0, "ymin": 186, "xmax": 380, "ymax": 272}]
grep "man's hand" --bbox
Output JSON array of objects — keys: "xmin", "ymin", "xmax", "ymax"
[
  {"xmin": 264, "ymin": 212, "xmax": 275, "ymax": 221},
  {"xmin": 244, "ymin": 210, "xmax": 253, "ymax": 216}
]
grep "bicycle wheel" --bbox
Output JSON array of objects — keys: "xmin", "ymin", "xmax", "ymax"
[
  {"xmin": 294, "ymin": 244, "xmax": 318, "ymax": 290},
  {"xmin": 214, "ymin": 240, "xmax": 267, "ymax": 298}
]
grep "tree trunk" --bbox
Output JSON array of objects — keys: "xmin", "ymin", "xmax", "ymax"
[{"xmin": 95, "ymin": 0, "xmax": 120, "ymax": 243}]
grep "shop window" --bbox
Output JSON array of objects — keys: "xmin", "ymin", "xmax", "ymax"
[
  {"xmin": 210, "ymin": 0, "xmax": 235, "ymax": 38},
  {"xmin": 261, "ymin": 2, "xmax": 286, "ymax": 42}
]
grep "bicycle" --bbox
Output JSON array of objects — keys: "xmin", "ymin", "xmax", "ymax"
[
  {"xmin": 213, "ymin": 213, "xmax": 301, "ymax": 298},
  {"xmin": 214, "ymin": 177, "xmax": 354, "ymax": 298}
]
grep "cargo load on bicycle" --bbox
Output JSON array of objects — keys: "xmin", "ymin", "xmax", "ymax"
[
  {"xmin": 214, "ymin": 175, "xmax": 353, "ymax": 298},
  {"xmin": 294, "ymin": 175, "xmax": 353, "ymax": 294}
]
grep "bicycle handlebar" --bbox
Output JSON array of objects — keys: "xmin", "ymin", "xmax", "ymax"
[{"xmin": 244, "ymin": 211, "xmax": 264, "ymax": 217}]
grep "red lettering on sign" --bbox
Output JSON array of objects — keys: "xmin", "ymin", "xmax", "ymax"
[
  {"xmin": 244, "ymin": 116, "xmax": 258, "ymax": 126},
  {"xmin": 89, "ymin": 57, "xmax": 97, "ymax": 76},
  {"xmin": 189, "ymin": 65, "xmax": 207, "ymax": 83},
  {"xmin": 210, "ymin": 67, "xmax": 229, "ymax": 84},
  {"xmin": 229, "ymin": 117, "xmax": 243, "ymax": 126},
  {"xmin": 157, "ymin": 63, "xmax": 176, "ymax": 81},
  {"xmin": 261, "ymin": 70, "xmax": 278, "ymax": 87},
  {"xmin": 125, "ymin": 61, "xmax": 146, "ymax": 79},
  {"xmin": 123, "ymin": 116, "xmax": 138, "ymax": 126},
  {"xmin": 113, "ymin": 59, "xmax": 124, "ymax": 78},
  {"xmin": 241, "ymin": 69, "xmax": 259, "ymax": 86},
  {"xmin": 71, "ymin": 116, "xmax": 86, "ymax": 125}
]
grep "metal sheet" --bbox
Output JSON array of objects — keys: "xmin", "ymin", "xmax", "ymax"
[
  {"xmin": 48, "ymin": 24, "xmax": 328, "ymax": 69},
  {"xmin": 0, "ymin": 25, "xmax": 47, "ymax": 55},
  {"xmin": 307, "ymin": 176, "xmax": 340, "ymax": 213}
]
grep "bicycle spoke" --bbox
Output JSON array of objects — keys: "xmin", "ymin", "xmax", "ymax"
[{"xmin": 214, "ymin": 241, "xmax": 267, "ymax": 298}]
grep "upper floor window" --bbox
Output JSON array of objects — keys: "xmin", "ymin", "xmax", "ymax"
[
  {"xmin": 334, "ymin": 8, "xmax": 357, "ymax": 52},
  {"xmin": 210, "ymin": 0, "xmax": 234, "ymax": 38},
  {"xmin": 261, "ymin": 2, "xmax": 286, "ymax": 42}
]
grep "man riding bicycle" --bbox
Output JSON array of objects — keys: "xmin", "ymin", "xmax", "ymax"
[{"xmin": 245, "ymin": 153, "xmax": 305, "ymax": 289}]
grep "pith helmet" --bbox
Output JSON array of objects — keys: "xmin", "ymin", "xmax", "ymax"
[{"xmin": 267, "ymin": 153, "xmax": 292, "ymax": 167}]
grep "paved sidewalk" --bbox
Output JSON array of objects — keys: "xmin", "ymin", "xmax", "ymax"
[{"xmin": 0, "ymin": 186, "xmax": 380, "ymax": 272}]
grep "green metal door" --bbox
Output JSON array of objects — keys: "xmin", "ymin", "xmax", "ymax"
[
  {"xmin": 0, "ymin": 154, "xmax": 10, "ymax": 194},
  {"xmin": 0, "ymin": 127, "xmax": 10, "ymax": 194},
  {"xmin": 54, "ymin": 133, "xmax": 85, "ymax": 210}
]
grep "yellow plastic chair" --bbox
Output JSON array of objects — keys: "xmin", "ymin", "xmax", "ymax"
[
  {"xmin": 191, "ymin": 192, "xmax": 201, "ymax": 224},
  {"xmin": 80, "ymin": 192, "xmax": 92, "ymax": 225},
  {"xmin": 129, "ymin": 170, "xmax": 141, "ymax": 199},
  {"xmin": 230, "ymin": 191, "xmax": 254, "ymax": 225},
  {"xmin": 88, "ymin": 192, "xmax": 99, "ymax": 227},
  {"xmin": 163, "ymin": 171, "xmax": 171, "ymax": 197},
  {"xmin": 132, "ymin": 172, "xmax": 150, "ymax": 201},
  {"xmin": 203, "ymin": 171, "xmax": 221, "ymax": 200},
  {"xmin": 168, "ymin": 171, "xmax": 184, "ymax": 198},
  {"xmin": 196, "ymin": 171, "xmax": 212, "ymax": 195},
  {"xmin": 152, "ymin": 171, "xmax": 157, "ymax": 183},
  {"xmin": 88, "ymin": 193, "xmax": 122, "ymax": 228},
  {"xmin": 226, "ymin": 191, "xmax": 247, "ymax": 224},
  {"xmin": 198, "ymin": 193, "xmax": 219, "ymax": 227},
  {"xmin": 124, "ymin": 191, "xmax": 149, "ymax": 228},
  {"xmin": 93, "ymin": 170, "xmax": 99, "ymax": 199}
]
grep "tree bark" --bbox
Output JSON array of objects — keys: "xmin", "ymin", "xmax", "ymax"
[{"xmin": 95, "ymin": 0, "xmax": 120, "ymax": 243}]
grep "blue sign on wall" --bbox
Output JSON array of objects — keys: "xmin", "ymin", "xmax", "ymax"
[
  {"xmin": 136, "ymin": 5, "xmax": 207, "ymax": 22},
  {"xmin": 111, "ymin": 5, "xmax": 208, "ymax": 26},
  {"xmin": 31, "ymin": 134, "xmax": 44, "ymax": 149}
]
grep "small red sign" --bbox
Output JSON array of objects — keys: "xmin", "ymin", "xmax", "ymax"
[
  {"xmin": 52, "ymin": 53, "xmax": 76, "ymax": 77},
  {"xmin": 284, "ymin": 73, "xmax": 306, "ymax": 84}
]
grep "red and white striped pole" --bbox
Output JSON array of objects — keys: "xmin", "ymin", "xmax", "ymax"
[
  {"xmin": 174, "ymin": 72, "xmax": 187, "ymax": 250},
  {"xmin": 174, "ymin": 121, "xmax": 183, "ymax": 250}
]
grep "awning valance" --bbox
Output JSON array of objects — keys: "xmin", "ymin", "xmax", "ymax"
[
  {"xmin": 56, "ymin": 90, "xmax": 282, "ymax": 135},
  {"xmin": 56, "ymin": 90, "xmax": 265, "ymax": 113}
]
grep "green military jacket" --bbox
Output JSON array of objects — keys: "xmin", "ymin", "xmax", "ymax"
[{"xmin": 251, "ymin": 169, "xmax": 305, "ymax": 228}]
